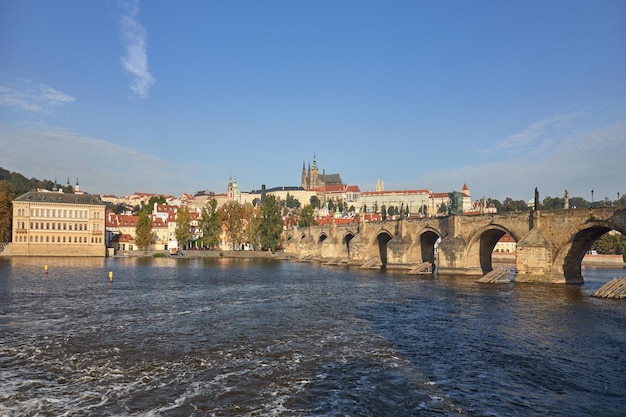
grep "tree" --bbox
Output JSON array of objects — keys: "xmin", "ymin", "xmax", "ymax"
[
  {"xmin": 298, "ymin": 205, "xmax": 317, "ymax": 227},
  {"xmin": 542, "ymin": 196, "xmax": 563, "ymax": 210},
  {"xmin": 175, "ymin": 205, "xmax": 193, "ymax": 249},
  {"xmin": 285, "ymin": 193, "xmax": 301, "ymax": 209},
  {"xmin": 592, "ymin": 232, "xmax": 626, "ymax": 256},
  {"xmin": 142, "ymin": 196, "xmax": 167, "ymax": 214},
  {"xmin": 219, "ymin": 200, "xmax": 245, "ymax": 250},
  {"xmin": 310, "ymin": 195, "xmax": 321, "ymax": 209},
  {"xmin": 135, "ymin": 211, "xmax": 153, "ymax": 251},
  {"xmin": 0, "ymin": 181, "xmax": 13, "ymax": 249},
  {"xmin": 501, "ymin": 197, "xmax": 529, "ymax": 212},
  {"xmin": 257, "ymin": 195, "xmax": 283, "ymax": 251},
  {"xmin": 486, "ymin": 198, "xmax": 502, "ymax": 212},
  {"xmin": 200, "ymin": 198, "xmax": 221, "ymax": 249},
  {"xmin": 243, "ymin": 203, "xmax": 260, "ymax": 249}
]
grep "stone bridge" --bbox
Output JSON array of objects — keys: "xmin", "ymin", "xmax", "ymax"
[{"xmin": 283, "ymin": 207, "xmax": 626, "ymax": 284}]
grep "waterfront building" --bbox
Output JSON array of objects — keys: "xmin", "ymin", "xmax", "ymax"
[{"xmin": 11, "ymin": 191, "xmax": 106, "ymax": 256}]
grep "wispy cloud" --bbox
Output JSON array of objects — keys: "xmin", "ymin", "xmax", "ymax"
[
  {"xmin": 402, "ymin": 117, "xmax": 626, "ymax": 202},
  {"xmin": 480, "ymin": 111, "xmax": 582, "ymax": 155},
  {"xmin": 119, "ymin": 0, "xmax": 155, "ymax": 99},
  {"xmin": 0, "ymin": 123, "xmax": 194, "ymax": 196},
  {"xmin": 0, "ymin": 78, "xmax": 75, "ymax": 113}
]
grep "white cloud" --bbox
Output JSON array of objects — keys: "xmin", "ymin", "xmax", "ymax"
[
  {"xmin": 0, "ymin": 78, "xmax": 75, "ymax": 113},
  {"xmin": 401, "ymin": 118, "xmax": 626, "ymax": 202},
  {"xmin": 0, "ymin": 124, "xmax": 195, "ymax": 196},
  {"xmin": 119, "ymin": 0, "xmax": 155, "ymax": 99},
  {"xmin": 480, "ymin": 111, "xmax": 582, "ymax": 155}
]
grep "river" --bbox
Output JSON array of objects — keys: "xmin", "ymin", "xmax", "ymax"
[{"xmin": 1, "ymin": 257, "xmax": 624, "ymax": 416}]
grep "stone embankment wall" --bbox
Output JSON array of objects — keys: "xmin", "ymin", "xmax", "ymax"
[{"xmin": 493, "ymin": 252, "xmax": 625, "ymax": 267}]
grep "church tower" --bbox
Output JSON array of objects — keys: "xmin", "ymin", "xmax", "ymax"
[
  {"xmin": 309, "ymin": 154, "xmax": 319, "ymax": 189},
  {"xmin": 376, "ymin": 177, "xmax": 384, "ymax": 192},
  {"xmin": 301, "ymin": 161, "xmax": 307, "ymax": 189}
]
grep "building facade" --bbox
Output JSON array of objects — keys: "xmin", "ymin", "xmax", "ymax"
[{"xmin": 12, "ymin": 191, "xmax": 106, "ymax": 256}]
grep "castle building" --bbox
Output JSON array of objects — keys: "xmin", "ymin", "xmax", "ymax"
[
  {"xmin": 11, "ymin": 191, "xmax": 106, "ymax": 256},
  {"xmin": 301, "ymin": 154, "xmax": 343, "ymax": 190}
]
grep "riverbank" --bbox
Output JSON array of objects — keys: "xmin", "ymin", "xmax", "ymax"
[{"xmin": 115, "ymin": 249, "xmax": 277, "ymax": 259}]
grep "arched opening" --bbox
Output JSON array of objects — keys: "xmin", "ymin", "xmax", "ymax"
[
  {"xmin": 419, "ymin": 230, "xmax": 440, "ymax": 265},
  {"xmin": 376, "ymin": 232, "xmax": 393, "ymax": 267},
  {"xmin": 478, "ymin": 229, "xmax": 508, "ymax": 275},
  {"xmin": 561, "ymin": 226, "xmax": 625, "ymax": 284},
  {"xmin": 343, "ymin": 232, "xmax": 355, "ymax": 258},
  {"xmin": 318, "ymin": 233, "xmax": 327, "ymax": 244}
]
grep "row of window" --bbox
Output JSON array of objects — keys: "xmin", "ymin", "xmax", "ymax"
[
  {"xmin": 18, "ymin": 221, "xmax": 102, "ymax": 231},
  {"xmin": 14, "ymin": 235, "xmax": 103, "ymax": 244},
  {"xmin": 15, "ymin": 208, "xmax": 101, "ymax": 220}
]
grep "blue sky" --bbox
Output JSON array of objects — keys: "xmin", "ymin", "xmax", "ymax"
[{"xmin": 1, "ymin": 0, "xmax": 624, "ymax": 202}]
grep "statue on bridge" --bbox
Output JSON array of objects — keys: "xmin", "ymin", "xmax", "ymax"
[
  {"xmin": 564, "ymin": 189, "xmax": 569, "ymax": 209},
  {"xmin": 534, "ymin": 187, "xmax": 539, "ymax": 211}
]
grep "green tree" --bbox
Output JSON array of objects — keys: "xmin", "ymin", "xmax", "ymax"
[
  {"xmin": 501, "ymin": 197, "xmax": 529, "ymax": 212},
  {"xmin": 219, "ymin": 201, "xmax": 245, "ymax": 250},
  {"xmin": 310, "ymin": 195, "xmax": 321, "ymax": 209},
  {"xmin": 257, "ymin": 195, "xmax": 283, "ymax": 251},
  {"xmin": 542, "ymin": 196, "xmax": 563, "ymax": 210},
  {"xmin": 175, "ymin": 205, "xmax": 193, "ymax": 249},
  {"xmin": 486, "ymin": 198, "xmax": 502, "ymax": 212},
  {"xmin": 142, "ymin": 196, "xmax": 167, "ymax": 214},
  {"xmin": 592, "ymin": 232, "xmax": 626, "ymax": 256},
  {"xmin": 298, "ymin": 205, "xmax": 317, "ymax": 227},
  {"xmin": 243, "ymin": 203, "xmax": 260, "ymax": 249},
  {"xmin": 285, "ymin": 193, "xmax": 301, "ymax": 209},
  {"xmin": 200, "ymin": 198, "xmax": 221, "ymax": 249},
  {"xmin": 0, "ymin": 181, "xmax": 13, "ymax": 249},
  {"xmin": 135, "ymin": 211, "xmax": 153, "ymax": 251},
  {"xmin": 570, "ymin": 196, "xmax": 590, "ymax": 209}
]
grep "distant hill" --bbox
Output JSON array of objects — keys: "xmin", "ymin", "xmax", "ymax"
[{"xmin": 0, "ymin": 166, "xmax": 58, "ymax": 198}]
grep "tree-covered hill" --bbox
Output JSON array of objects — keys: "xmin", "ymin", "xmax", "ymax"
[{"xmin": 0, "ymin": 166, "xmax": 60, "ymax": 198}]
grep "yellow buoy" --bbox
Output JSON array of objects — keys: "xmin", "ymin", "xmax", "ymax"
[
  {"xmin": 44, "ymin": 264, "xmax": 48, "ymax": 274},
  {"xmin": 109, "ymin": 271, "xmax": 113, "ymax": 282}
]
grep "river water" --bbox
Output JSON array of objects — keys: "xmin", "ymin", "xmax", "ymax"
[{"xmin": 1, "ymin": 257, "xmax": 624, "ymax": 417}]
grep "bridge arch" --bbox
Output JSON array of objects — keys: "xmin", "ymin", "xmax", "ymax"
[
  {"xmin": 342, "ymin": 231, "xmax": 356, "ymax": 258},
  {"xmin": 553, "ymin": 218, "xmax": 626, "ymax": 284},
  {"xmin": 317, "ymin": 232, "xmax": 328, "ymax": 244},
  {"xmin": 417, "ymin": 227, "xmax": 441, "ymax": 265},
  {"xmin": 466, "ymin": 225, "xmax": 519, "ymax": 274},
  {"xmin": 371, "ymin": 229, "xmax": 394, "ymax": 267}
]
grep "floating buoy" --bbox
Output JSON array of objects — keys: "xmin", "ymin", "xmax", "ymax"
[
  {"xmin": 109, "ymin": 271, "xmax": 113, "ymax": 282},
  {"xmin": 44, "ymin": 264, "xmax": 48, "ymax": 274}
]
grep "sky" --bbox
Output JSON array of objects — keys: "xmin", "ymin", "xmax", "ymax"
[{"xmin": 0, "ymin": 0, "xmax": 625, "ymax": 203}]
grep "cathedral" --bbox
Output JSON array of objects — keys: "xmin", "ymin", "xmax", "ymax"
[{"xmin": 301, "ymin": 154, "xmax": 343, "ymax": 190}]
